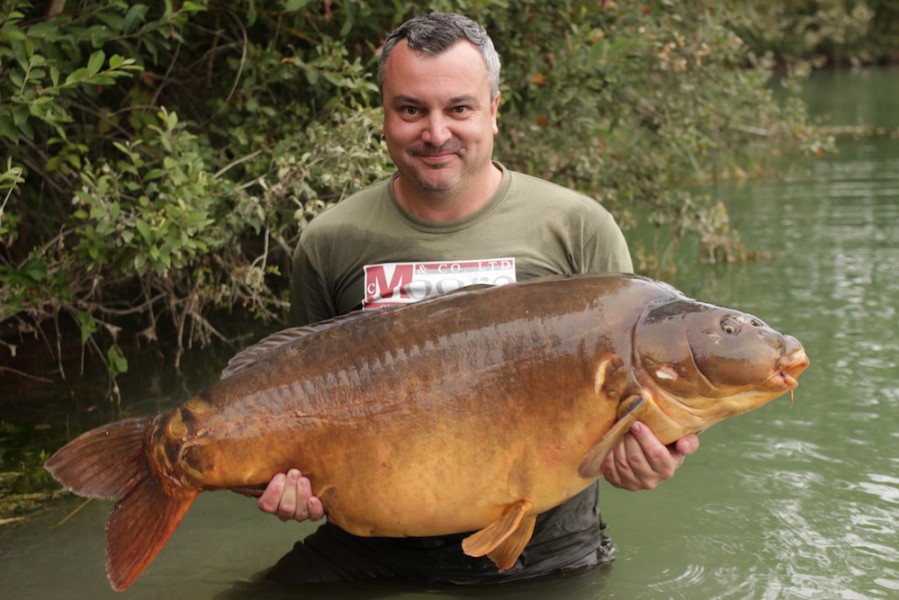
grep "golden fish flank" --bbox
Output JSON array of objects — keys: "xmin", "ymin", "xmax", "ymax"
[{"xmin": 45, "ymin": 274, "xmax": 809, "ymax": 590}]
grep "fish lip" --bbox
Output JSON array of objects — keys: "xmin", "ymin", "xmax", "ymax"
[{"xmin": 772, "ymin": 348, "xmax": 810, "ymax": 390}]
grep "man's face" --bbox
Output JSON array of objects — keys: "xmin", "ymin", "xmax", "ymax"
[{"xmin": 381, "ymin": 40, "xmax": 500, "ymax": 197}]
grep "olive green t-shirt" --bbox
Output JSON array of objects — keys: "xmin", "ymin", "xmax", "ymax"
[
  {"xmin": 290, "ymin": 163, "xmax": 633, "ymax": 326},
  {"xmin": 280, "ymin": 163, "xmax": 632, "ymax": 583}
]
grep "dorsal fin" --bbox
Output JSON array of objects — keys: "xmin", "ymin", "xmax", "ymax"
[
  {"xmin": 220, "ymin": 311, "xmax": 378, "ymax": 379},
  {"xmin": 222, "ymin": 284, "xmax": 497, "ymax": 380}
]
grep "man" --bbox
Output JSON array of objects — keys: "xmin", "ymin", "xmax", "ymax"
[{"xmin": 258, "ymin": 12, "xmax": 699, "ymax": 584}]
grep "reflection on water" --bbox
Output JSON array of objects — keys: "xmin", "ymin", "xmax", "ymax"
[
  {"xmin": 2, "ymin": 68, "xmax": 898, "ymax": 599},
  {"xmin": 594, "ymin": 68, "xmax": 899, "ymax": 600}
]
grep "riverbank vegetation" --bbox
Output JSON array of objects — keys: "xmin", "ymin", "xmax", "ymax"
[{"xmin": 1, "ymin": 0, "xmax": 895, "ymax": 393}]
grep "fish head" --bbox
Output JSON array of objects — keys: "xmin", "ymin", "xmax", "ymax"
[{"xmin": 634, "ymin": 299, "xmax": 809, "ymax": 426}]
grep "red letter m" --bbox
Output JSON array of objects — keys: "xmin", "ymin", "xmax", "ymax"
[{"xmin": 364, "ymin": 263, "xmax": 414, "ymax": 306}]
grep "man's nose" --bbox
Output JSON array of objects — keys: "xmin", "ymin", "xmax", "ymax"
[{"xmin": 422, "ymin": 113, "xmax": 451, "ymax": 146}]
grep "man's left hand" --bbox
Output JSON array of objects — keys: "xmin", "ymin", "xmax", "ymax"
[{"xmin": 601, "ymin": 421, "xmax": 700, "ymax": 491}]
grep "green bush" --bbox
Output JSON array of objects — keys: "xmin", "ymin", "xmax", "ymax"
[{"xmin": 0, "ymin": 0, "xmax": 829, "ymax": 387}]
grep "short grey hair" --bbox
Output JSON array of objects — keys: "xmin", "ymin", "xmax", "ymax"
[{"xmin": 378, "ymin": 13, "xmax": 502, "ymax": 100}]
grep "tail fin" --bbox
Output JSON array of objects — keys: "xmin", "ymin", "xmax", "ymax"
[
  {"xmin": 45, "ymin": 416, "xmax": 156, "ymax": 499},
  {"xmin": 45, "ymin": 416, "xmax": 198, "ymax": 591},
  {"xmin": 106, "ymin": 473, "xmax": 197, "ymax": 590}
]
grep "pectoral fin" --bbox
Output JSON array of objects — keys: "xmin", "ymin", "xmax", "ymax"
[
  {"xmin": 462, "ymin": 499, "xmax": 535, "ymax": 570},
  {"xmin": 577, "ymin": 395, "xmax": 646, "ymax": 480}
]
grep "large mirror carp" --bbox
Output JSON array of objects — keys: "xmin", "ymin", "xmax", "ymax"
[{"xmin": 45, "ymin": 274, "xmax": 809, "ymax": 590}]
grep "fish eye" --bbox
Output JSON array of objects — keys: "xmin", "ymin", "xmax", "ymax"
[{"xmin": 721, "ymin": 316, "xmax": 742, "ymax": 335}]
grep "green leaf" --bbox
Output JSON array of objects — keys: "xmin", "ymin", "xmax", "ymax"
[
  {"xmin": 96, "ymin": 10, "xmax": 124, "ymax": 32},
  {"xmin": 123, "ymin": 5, "xmax": 149, "ymax": 33},
  {"xmin": 87, "ymin": 50, "xmax": 106, "ymax": 75},
  {"xmin": 84, "ymin": 74, "xmax": 116, "ymax": 86},
  {"xmin": 0, "ymin": 116, "xmax": 19, "ymax": 143},
  {"xmin": 19, "ymin": 258, "xmax": 48, "ymax": 284},
  {"xmin": 77, "ymin": 311, "xmax": 98, "ymax": 344},
  {"xmin": 26, "ymin": 22, "xmax": 57, "ymax": 40},
  {"xmin": 106, "ymin": 346, "xmax": 129, "ymax": 376},
  {"xmin": 65, "ymin": 67, "xmax": 90, "ymax": 85},
  {"xmin": 88, "ymin": 25, "xmax": 111, "ymax": 48},
  {"xmin": 284, "ymin": 0, "xmax": 311, "ymax": 11},
  {"xmin": 15, "ymin": 116, "xmax": 34, "ymax": 141},
  {"xmin": 2, "ymin": 25, "xmax": 27, "ymax": 43},
  {"xmin": 135, "ymin": 219, "xmax": 152, "ymax": 242}
]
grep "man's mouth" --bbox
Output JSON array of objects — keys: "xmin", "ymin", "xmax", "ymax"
[{"xmin": 411, "ymin": 142, "xmax": 463, "ymax": 161}]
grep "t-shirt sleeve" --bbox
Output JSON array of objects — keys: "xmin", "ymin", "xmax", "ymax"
[{"xmin": 582, "ymin": 206, "xmax": 634, "ymax": 275}]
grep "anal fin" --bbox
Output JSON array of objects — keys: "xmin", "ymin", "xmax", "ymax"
[
  {"xmin": 462, "ymin": 499, "xmax": 535, "ymax": 570},
  {"xmin": 487, "ymin": 514, "xmax": 537, "ymax": 571},
  {"xmin": 578, "ymin": 394, "xmax": 646, "ymax": 479}
]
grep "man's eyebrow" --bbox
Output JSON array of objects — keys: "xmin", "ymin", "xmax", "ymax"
[
  {"xmin": 388, "ymin": 94, "xmax": 480, "ymax": 107},
  {"xmin": 447, "ymin": 94, "xmax": 480, "ymax": 106},
  {"xmin": 389, "ymin": 94, "xmax": 422, "ymax": 107}
]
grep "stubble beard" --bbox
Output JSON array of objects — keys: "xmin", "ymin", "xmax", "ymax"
[{"xmin": 406, "ymin": 142, "xmax": 467, "ymax": 194}]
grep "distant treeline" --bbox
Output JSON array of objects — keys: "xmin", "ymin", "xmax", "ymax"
[
  {"xmin": 733, "ymin": 0, "xmax": 899, "ymax": 67},
  {"xmin": 0, "ymin": 0, "xmax": 879, "ymax": 384}
]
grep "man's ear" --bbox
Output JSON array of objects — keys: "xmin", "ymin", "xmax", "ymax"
[{"xmin": 491, "ymin": 91, "xmax": 501, "ymax": 134}]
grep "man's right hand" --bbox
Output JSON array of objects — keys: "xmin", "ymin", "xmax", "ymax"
[{"xmin": 257, "ymin": 469, "xmax": 325, "ymax": 522}]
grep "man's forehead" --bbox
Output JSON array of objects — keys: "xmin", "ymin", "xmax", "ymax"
[
  {"xmin": 385, "ymin": 39, "xmax": 486, "ymax": 75},
  {"xmin": 383, "ymin": 41, "xmax": 491, "ymax": 99}
]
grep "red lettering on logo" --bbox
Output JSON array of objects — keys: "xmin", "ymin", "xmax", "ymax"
[{"xmin": 364, "ymin": 264, "xmax": 414, "ymax": 306}]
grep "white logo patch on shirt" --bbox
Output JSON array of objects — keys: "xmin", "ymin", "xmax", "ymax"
[{"xmin": 363, "ymin": 258, "xmax": 516, "ymax": 309}]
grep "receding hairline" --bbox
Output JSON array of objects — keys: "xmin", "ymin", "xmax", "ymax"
[{"xmin": 377, "ymin": 13, "xmax": 502, "ymax": 100}]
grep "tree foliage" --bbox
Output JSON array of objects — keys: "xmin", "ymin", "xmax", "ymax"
[
  {"xmin": 731, "ymin": 0, "xmax": 899, "ymax": 68},
  {"xmin": 0, "ymin": 0, "xmax": 835, "ymax": 386}
]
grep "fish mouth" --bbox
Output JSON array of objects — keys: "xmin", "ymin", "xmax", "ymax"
[{"xmin": 770, "ymin": 348, "xmax": 810, "ymax": 390}]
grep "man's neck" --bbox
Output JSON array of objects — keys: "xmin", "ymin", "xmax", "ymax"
[{"xmin": 394, "ymin": 164, "xmax": 503, "ymax": 222}]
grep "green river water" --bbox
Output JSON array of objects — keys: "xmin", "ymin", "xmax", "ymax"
[{"xmin": 1, "ymin": 67, "xmax": 897, "ymax": 599}]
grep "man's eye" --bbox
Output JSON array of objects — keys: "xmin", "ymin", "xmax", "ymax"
[
  {"xmin": 401, "ymin": 106, "xmax": 420, "ymax": 116},
  {"xmin": 452, "ymin": 106, "xmax": 469, "ymax": 114}
]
